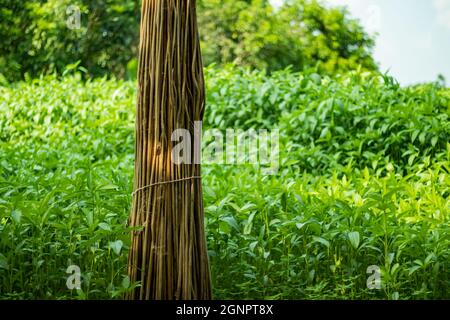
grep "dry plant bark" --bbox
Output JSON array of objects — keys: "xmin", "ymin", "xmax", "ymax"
[{"xmin": 127, "ymin": 0, "xmax": 211, "ymax": 300}]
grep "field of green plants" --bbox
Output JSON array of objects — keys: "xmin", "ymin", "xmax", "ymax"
[{"xmin": 0, "ymin": 67, "xmax": 449, "ymax": 299}]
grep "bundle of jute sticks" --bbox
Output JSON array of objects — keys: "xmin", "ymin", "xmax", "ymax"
[{"xmin": 127, "ymin": 0, "xmax": 212, "ymax": 300}]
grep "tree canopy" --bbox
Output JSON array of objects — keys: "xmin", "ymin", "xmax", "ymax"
[
  {"xmin": 0, "ymin": 0, "xmax": 377, "ymax": 81},
  {"xmin": 198, "ymin": 0, "xmax": 377, "ymax": 73}
]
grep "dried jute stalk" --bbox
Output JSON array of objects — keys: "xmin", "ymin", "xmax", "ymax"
[{"xmin": 127, "ymin": 0, "xmax": 211, "ymax": 300}]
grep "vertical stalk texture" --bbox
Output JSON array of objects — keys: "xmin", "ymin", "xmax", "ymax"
[{"xmin": 127, "ymin": 0, "xmax": 211, "ymax": 300}]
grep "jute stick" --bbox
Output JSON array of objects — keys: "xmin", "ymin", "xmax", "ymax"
[{"xmin": 127, "ymin": 0, "xmax": 211, "ymax": 300}]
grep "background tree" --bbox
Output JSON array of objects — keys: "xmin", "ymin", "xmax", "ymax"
[
  {"xmin": 0, "ymin": 0, "xmax": 377, "ymax": 81},
  {"xmin": 0, "ymin": 1, "xmax": 33, "ymax": 81},
  {"xmin": 0, "ymin": 0, "xmax": 140, "ymax": 80},
  {"xmin": 197, "ymin": 0, "xmax": 377, "ymax": 73}
]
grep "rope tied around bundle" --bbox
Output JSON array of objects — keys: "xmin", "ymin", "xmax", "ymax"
[{"xmin": 131, "ymin": 176, "xmax": 202, "ymax": 196}]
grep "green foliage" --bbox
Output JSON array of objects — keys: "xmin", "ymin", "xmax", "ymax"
[
  {"xmin": 0, "ymin": 67, "xmax": 449, "ymax": 299},
  {"xmin": 0, "ymin": 0, "xmax": 376, "ymax": 81},
  {"xmin": 0, "ymin": 75, "xmax": 135, "ymax": 299},
  {"xmin": 0, "ymin": 0, "xmax": 140, "ymax": 81},
  {"xmin": 205, "ymin": 66, "xmax": 450, "ymax": 173},
  {"xmin": 0, "ymin": 1, "xmax": 31, "ymax": 81},
  {"xmin": 198, "ymin": 0, "xmax": 377, "ymax": 73}
]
